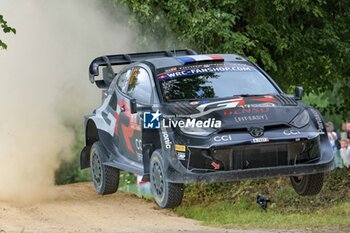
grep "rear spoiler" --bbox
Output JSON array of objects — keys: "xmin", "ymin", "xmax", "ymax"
[{"xmin": 89, "ymin": 49, "xmax": 197, "ymax": 88}]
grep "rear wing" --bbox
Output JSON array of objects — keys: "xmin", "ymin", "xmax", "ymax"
[{"xmin": 89, "ymin": 49, "xmax": 197, "ymax": 88}]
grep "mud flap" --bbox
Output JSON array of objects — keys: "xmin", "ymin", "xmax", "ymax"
[{"xmin": 80, "ymin": 146, "xmax": 91, "ymax": 169}]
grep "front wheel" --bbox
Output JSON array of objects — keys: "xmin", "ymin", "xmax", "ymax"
[
  {"xmin": 290, "ymin": 173, "xmax": 324, "ymax": 196},
  {"xmin": 150, "ymin": 150, "xmax": 184, "ymax": 208},
  {"xmin": 90, "ymin": 141, "xmax": 120, "ymax": 195}
]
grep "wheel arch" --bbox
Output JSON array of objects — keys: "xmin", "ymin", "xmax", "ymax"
[
  {"xmin": 141, "ymin": 129, "xmax": 161, "ymax": 180},
  {"xmin": 86, "ymin": 119, "xmax": 100, "ymax": 146},
  {"xmin": 80, "ymin": 119, "xmax": 100, "ymax": 169}
]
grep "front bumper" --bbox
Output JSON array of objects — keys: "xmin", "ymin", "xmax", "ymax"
[
  {"xmin": 165, "ymin": 127, "xmax": 335, "ymax": 183},
  {"xmin": 166, "ymin": 156, "xmax": 334, "ymax": 183}
]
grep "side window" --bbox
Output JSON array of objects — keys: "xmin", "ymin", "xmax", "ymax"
[
  {"xmin": 108, "ymin": 92, "xmax": 117, "ymax": 110},
  {"xmin": 117, "ymin": 69, "xmax": 132, "ymax": 93},
  {"xmin": 127, "ymin": 67, "xmax": 153, "ymax": 104}
]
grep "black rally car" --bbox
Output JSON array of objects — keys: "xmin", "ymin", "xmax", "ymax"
[{"xmin": 80, "ymin": 49, "xmax": 334, "ymax": 208}]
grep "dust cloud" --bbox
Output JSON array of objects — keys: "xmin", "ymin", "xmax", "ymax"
[{"xmin": 0, "ymin": 0, "xmax": 135, "ymax": 202}]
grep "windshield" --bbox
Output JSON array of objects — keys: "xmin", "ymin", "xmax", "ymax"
[{"xmin": 157, "ymin": 62, "xmax": 279, "ymax": 101}]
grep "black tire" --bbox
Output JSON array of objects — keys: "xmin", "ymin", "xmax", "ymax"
[
  {"xmin": 90, "ymin": 141, "xmax": 120, "ymax": 195},
  {"xmin": 290, "ymin": 173, "xmax": 324, "ymax": 196},
  {"xmin": 150, "ymin": 150, "xmax": 184, "ymax": 208}
]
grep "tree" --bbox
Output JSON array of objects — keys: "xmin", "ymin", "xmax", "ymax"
[
  {"xmin": 116, "ymin": 0, "xmax": 350, "ymax": 118},
  {"xmin": 0, "ymin": 15, "xmax": 16, "ymax": 49}
]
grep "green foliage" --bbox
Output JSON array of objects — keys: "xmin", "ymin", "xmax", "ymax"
[
  {"xmin": 54, "ymin": 122, "xmax": 137, "ymax": 185},
  {"xmin": 116, "ymin": 0, "xmax": 350, "ymax": 118},
  {"xmin": 303, "ymin": 92, "xmax": 350, "ymax": 128},
  {"xmin": 119, "ymin": 171, "xmax": 137, "ymax": 187},
  {"xmin": 0, "ymin": 15, "xmax": 16, "ymax": 49},
  {"xmin": 181, "ymin": 168, "xmax": 350, "ymax": 214},
  {"xmin": 55, "ymin": 126, "xmax": 91, "ymax": 185},
  {"xmin": 176, "ymin": 169, "xmax": 350, "ymax": 229}
]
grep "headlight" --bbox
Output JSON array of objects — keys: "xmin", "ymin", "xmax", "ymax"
[
  {"xmin": 290, "ymin": 110, "xmax": 310, "ymax": 128},
  {"xmin": 179, "ymin": 126, "xmax": 217, "ymax": 136}
]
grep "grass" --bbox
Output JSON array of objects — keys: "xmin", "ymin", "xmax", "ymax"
[
  {"xmin": 176, "ymin": 199, "xmax": 350, "ymax": 230},
  {"xmin": 174, "ymin": 169, "xmax": 350, "ymax": 230}
]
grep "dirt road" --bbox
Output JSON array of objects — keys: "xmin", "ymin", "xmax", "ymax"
[{"xmin": 0, "ymin": 183, "xmax": 299, "ymax": 233}]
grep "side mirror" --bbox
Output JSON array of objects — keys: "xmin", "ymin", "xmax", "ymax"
[
  {"xmin": 294, "ymin": 86, "xmax": 303, "ymax": 100},
  {"xmin": 130, "ymin": 99, "xmax": 137, "ymax": 114}
]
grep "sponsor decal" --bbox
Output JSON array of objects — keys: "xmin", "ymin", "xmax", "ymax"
[
  {"xmin": 190, "ymin": 98, "xmax": 245, "ymax": 118},
  {"xmin": 157, "ymin": 64, "xmax": 254, "ymax": 80},
  {"xmin": 239, "ymin": 103, "xmax": 276, "ymax": 108},
  {"xmin": 94, "ymin": 95, "xmax": 117, "ymax": 136},
  {"xmin": 224, "ymin": 107, "xmax": 269, "ymax": 116},
  {"xmin": 136, "ymin": 153, "xmax": 143, "ymax": 161},
  {"xmin": 135, "ymin": 139, "xmax": 142, "ymax": 151},
  {"xmin": 234, "ymin": 114, "xmax": 268, "ymax": 123},
  {"xmin": 165, "ymin": 67, "xmax": 177, "ymax": 72},
  {"xmin": 135, "ymin": 137, "xmax": 143, "ymax": 161},
  {"xmin": 175, "ymin": 144, "xmax": 186, "ymax": 152},
  {"xmin": 253, "ymin": 96, "xmax": 278, "ymax": 103},
  {"xmin": 214, "ymin": 135, "xmax": 232, "ymax": 142},
  {"xmin": 161, "ymin": 129, "xmax": 172, "ymax": 150},
  {"xmin": 283, "ymin": 129, "xmax": 301, "ymax": 136},
  {"xmin": 211, "ymin": 161, "xmax": 220, "ymax": 170},
  {"xmin": 251, "ymin": 137, "xmax": 270, "ymax": 143},
  {"xmin": 310, "ymin": 108, "xmax": 325, "ymax": 133},
  {"xmin": 158, "ymin": 74, "xmax": 168, "ymax": 79},
  {"xmin": 176, "ymin": 152, "xmax": 186, "ymax": 160},
  {"xmin": 185, "ymin": 96, "xmax": 278, "ymax": 118}
]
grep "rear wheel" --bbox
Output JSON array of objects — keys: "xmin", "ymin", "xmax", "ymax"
[
  {"xmin": 290, "ymin": 173, "xmax": 324, "ymax": 196},
  {"xmin": 150, "ymin": 150, "xmax": 184, "ymax": 208},
  {"xmin": 90, "ymin": 141, "xmax": 120, "ymax": 195}
]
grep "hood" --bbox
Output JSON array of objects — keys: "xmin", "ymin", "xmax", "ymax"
[{"xmin": 162, "ymin": 95, "xmax": 302, "ymax": 129}]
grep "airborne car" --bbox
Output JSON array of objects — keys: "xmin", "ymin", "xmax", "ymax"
[{"xmin": 80, "ymin": 50, "xmax": 334, "ymax": 208}]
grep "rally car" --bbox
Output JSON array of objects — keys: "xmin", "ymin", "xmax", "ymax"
[{"xmin": 80, "ymin": 49, "xmax": 334, "ymax": 208}]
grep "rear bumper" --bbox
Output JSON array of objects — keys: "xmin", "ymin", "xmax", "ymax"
[{"xmin": 165, "ymin": 133, "xmax": 335, "ymax": 183}]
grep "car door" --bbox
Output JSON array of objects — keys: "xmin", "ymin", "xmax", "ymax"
[
  {"xmin": 116, "ymin": 66, "xmax": 154, "ymax": 163},
  {"xmin": 100, "ymin": 68, "xmax": 131, "ymax": 158}
]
